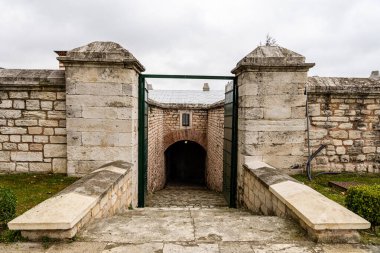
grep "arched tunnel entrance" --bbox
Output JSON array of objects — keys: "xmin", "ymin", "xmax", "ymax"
[{"xmin": 165, "ymin": 140, "xmax": 206, "ymax": 186}]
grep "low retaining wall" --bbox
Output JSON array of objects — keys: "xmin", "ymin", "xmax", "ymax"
[
  {"xmin": 241, "ymin": 161, "xmax": 370, "ymax": 243},
  {"xmin": 8, "ymin": 161, "xmax": 133, "ymax": 239}
]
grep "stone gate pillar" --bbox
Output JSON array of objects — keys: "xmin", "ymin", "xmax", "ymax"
[
  {"xmin": 58, "ymin": 41, "xmax": 145, "ymax": 205},
  {"xmin": 232, "ymin": 45, "xmax": 314, "ymax": 187}
]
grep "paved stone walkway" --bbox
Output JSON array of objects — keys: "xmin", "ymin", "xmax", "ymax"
[
  {"xmin": 146, "ymin": 185, "xmax": 227, "ymax": 208},
  {"xmin": 0, "ymin": 187, "xmax": 378, "ymax": 252}
]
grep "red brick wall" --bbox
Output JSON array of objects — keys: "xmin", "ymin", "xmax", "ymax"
[
  {"xmin": 147, "ymin": 105, "xmax": 165, "ymax": 192},
  {"xmin": 147, "ymin": 104, "xmax": 225, "ymax": 192},
  {"xmin": 206, "ymin": 105, "xmax": 224, "ymax": 192}
]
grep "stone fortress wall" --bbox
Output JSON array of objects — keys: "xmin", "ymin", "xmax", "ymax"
[
  {"xmin": 0, "ymin": 41, "xmax": 379, "ymax": 186},
  {"xmin": 4, "ymin": 42, "xmax": 375, "ymax": 241}
]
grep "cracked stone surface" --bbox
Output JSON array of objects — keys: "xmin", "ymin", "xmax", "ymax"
[{"xmin": 79, "ymin": 208, "xmax": 304, "ymax": 244}]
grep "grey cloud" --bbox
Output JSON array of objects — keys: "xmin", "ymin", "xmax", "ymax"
[{"xmin": 0, "ymin": 0, "xmax": 379, "ymax": 89}]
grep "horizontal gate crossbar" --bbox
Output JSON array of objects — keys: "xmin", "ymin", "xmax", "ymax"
[{"xmin": 142, "ymin": 74, "xmax": 235, "ymax": 80}]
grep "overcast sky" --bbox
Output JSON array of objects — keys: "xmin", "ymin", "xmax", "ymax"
[{"xmin": 0, "ymin": 0, "xmax": 379, "ymax": 90}]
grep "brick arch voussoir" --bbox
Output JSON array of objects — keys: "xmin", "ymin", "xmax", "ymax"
[{"xmin": 164, "ymin": 129, "xmax": 207, "ymax": 151}]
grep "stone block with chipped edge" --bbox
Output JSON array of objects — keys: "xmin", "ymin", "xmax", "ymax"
[
  {"xmin": 269, "ymin": 181, "xmax": 370, "ymax": 230},
  {"xmin": 8, "ymin": 161, "xmax": 132, "ymax": 239}
]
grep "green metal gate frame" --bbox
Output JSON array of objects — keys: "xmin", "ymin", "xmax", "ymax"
[{"xmin": 138, "ymin": 74, "xmax": 238, "ymax": 208}]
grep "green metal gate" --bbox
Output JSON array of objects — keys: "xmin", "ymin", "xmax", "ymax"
[{"xmin": 138, "ymin": 74, "xmax": 238, "ymax": 207}]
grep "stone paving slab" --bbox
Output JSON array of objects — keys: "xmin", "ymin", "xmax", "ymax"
[
  {"xmin": 192, "ymin": 209, "xmax": 305, "ymax": 242},
  {"xmin": 0, "ymin": 207, "xmax": 378, "ymax": 253},
  {"xmin": 79, "ymin": 208, "xmax": 306, "ymax": 244},
  {"xmin": 146, "ymin": 185, "xmax": 227, "ymax": 208},
  {"xmin": 0, "ymin": 241, "xmax": 378, "ymax": 253},
  {"xmin": 79, "ymin": 209, "xmax": 194, "ymax": 243}
]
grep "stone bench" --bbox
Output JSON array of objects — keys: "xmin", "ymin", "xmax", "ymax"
[
  {"xmin": 8, "ymin": 161, "xmax": 133, "ymax": 240},
  {"xmin": 242, "ymin": 161, "xmax": 370, "ymax": 243}
]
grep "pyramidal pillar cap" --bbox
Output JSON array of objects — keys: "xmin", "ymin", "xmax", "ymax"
[
  {"xmin": 232, "ymin": 45, "xmax": 314, "ymax": 74},
  {"xmin": 57, "ymin": 41, "xmax": 145, "ymax": 72}
]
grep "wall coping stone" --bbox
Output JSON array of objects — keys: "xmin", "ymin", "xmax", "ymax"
[
  {"xmin": 57, "ymin": 41, "xmax": 145, "ymax": 72},
  {"xmin": 270, "ymin": 181, "xmax": 370, "ymax": 230},
  {"xmin": 244, "ymin": 162, "xmax": 370, "ymax": 231},
  {"xmin": 243, "ymin": 162, "xmax": 297, "ymax": 188},
  {"xmin": 8, "ymin": 160, "xmax": 131, "ymax": 231},
  {"xmin": 0, "ymin": 69, "xmax": 65, "ymax": 90},
  {"xmin": 232, "ymin": 45, "xmax": 314, "ymax": 74},
  {"xmin": 307, "ymin": 76, "xmax": 380, "ymax": 94}
]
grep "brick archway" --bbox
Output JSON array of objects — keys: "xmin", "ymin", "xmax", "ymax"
[{"xmin": 164, "ymin": 129, "xmax": 207, "ymax": 151}]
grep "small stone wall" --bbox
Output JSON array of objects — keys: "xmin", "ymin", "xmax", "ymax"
[
  {"xmin": 8, "ymin": 161, "xmax": 133, "ymax": 239},
  {"xmin": 0, "ymin": 70, "xmax": 67, "ymax": 173},
  {"xmin": 206, "ymin": 104, "xmax": 224, "ymax": 191},
  {"xmin": 307, "ymin": 77, "xmax": 380, "ymax": 173},
  {"xmin": 241, "ymin": 161, "xmax": 370, "ymax": 243}
]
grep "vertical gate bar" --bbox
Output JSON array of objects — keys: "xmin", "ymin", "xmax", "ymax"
[
  {"xmin": 138, "ymin": 75, "xmax": 145, "ymax": 207},
  {"xmin": 230, "ymin": 77, "xmax": 238, "ymax": 208}
]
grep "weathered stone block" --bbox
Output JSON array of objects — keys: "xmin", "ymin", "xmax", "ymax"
[
  {"xmin": 23, "ymin": 111, "xmax": 46, "ymax": 119},
  {"xmin": 67, "ymin": 146, "xmax": 130, "ymax": 161},
  {"xmin": 50, "ymin": 136, "xmax": 66, "ymax": 144},
  {"xmin": 0, "ymin": 151, "xmax": 11, "ymax": 161},
  {"xmin": 52, "ymin": 158, "xmax": 67, "ymax": 173},
  {"xmin": 1, "ymin": 127, "xmax": 27, "ymax": 134},
  {"xmin": 330, "ymin": 130, "xmax": 348, "ymax": 139},
  {"xmin": 33, "ymin": 136, "xmax": 49, "ymax": 143},
  {"xmin": 66, "ymin": 95, "xmax": 133, "ymax": 108},
  {"xmin": 309, "ymin": 129, "xmax": 328, "ymax": 139},
  {"xmin": 0, "ymin": 110, "xmax": 21, "ymax": 119},
  {"xmin": 81, "ymin": 132, "xmax": 131, "ymax": 147},
  {"xmin": 15, "ymin": 120, "xmax": 37, "ymax": 126},
  {"xmin": 16, "ymin": 163, "xmax": 29, "ymax": 172},
  {"xmin": 13, "ymin": 100, "xmax": 25, "ymax": 109},
  {"xmin": 264, "ymin": 106, "xmax": 292, "ymax": 120},
  {"xmin": 44, "ymin": 144, "xmax": 67, "ymax": 158},
  {"xmin": 40, "ymin": 101, "xmax": 53, "ymax": 110},
  {"xmin": 75, "ymin": 83, "xmax": 123, "ymax": 96},
  {"xmin": 48, "ymin": 111, "xmax": 66, "ymax": 119},
  {"xmin": 28, "ymin": 127, "xmax": 42, "ymax": 134},
  {"xmin": 30, "ymin": 162, "xmax": 51, "ymax": 172},
  {"xmin": 39, "ymin": 120, "xmax": 58, "ymax": 127},
  {"xmin": 338, "ymin": 123, "xmax": 353, "ymax": 129},
  {"xmin": 9, "ymin": 92, "xmax": 28, "ymax": 99},
  {"xmin": 67, "ymin": 118, "xmax": 131, "ymax": 133},
  {"xmin": 26, "ymin": 100, "xmax": 40, "ymax": 110},
  {"xmin": 53, "ymin": 101, "xmax": 66, "ymax": 111},
  {"xmin": 31, "ymin": 91, "xmax": 56, "ymax": 100},
  {"xmin": 0, "ymin": 100, "xmax": 12, "ymax": 108},
  {"xmin": 349, "ymin": 130, "xmax": 361, "ymax": 139},
  {"xmin": 363, "ymin": 147, "xmax": 376, "ymax": 154},
  {"xmin": 11, "ymin": 152, "xmax": 43, "ymax": 162}
]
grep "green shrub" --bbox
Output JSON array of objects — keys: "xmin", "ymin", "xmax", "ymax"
[
  {"xmin": 0, "ymin": 188, "xmax": 17, "ymax": 224},
  {"xmin": 346, "ymin": 184, "xmax": 380, "ymax": 230}
]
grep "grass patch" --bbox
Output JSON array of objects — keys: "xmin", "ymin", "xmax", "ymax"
[
  {"xmin": 0, "ymin": 173, "xmax": 78, "ymax": 243},
  {"xmin": 292, "ymin": 172, "xmax": 380, "ymax": 245},
  {"xmin": 0, "ymin": 173, "xmax": 78, "ymax": 216}
]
